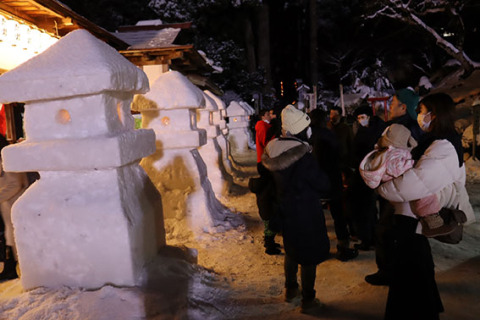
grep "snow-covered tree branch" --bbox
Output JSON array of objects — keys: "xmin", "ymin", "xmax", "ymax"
[{"xmin": 364, "ymin": 0, "xmax": 480, "ymax": 76}]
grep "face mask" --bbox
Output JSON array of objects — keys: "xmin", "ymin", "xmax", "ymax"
[
  {"xmin": 359, "ymin": 118, "xmax": 369, "ymax": 127},
  {"xmin": 417, "ymin": 112, "xmax": 431, "ymax": 131},
  {"xmin": 306, "ymin": 127, "xmax": 312, "ymax": 139}
]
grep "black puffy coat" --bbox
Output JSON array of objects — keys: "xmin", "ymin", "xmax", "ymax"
[{"xmin": 262, "ymin": 137, "xmax": 330, "ymax": 265}]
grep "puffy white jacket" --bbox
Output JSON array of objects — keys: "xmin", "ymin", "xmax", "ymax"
[{"xmin": 377, "ymin": 139, "xmax": 475, "ymax": 225}]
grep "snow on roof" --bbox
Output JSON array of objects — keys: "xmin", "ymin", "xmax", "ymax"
[
  {"xmin": 0, "ymin": 29, "xmax": 149, "ymax": 103},
  {"xmin": 115, "ymin": 28, "xmax": 181, "ymax": 50},
  {"xmin": 136, "ymin": 19, "xmax": 163, "ymax": 26},
  {"xmin": 226, "ymin": 101, "xmax": 254, "ymax": 116},
  {"xmin": 204, "ymin": 90, "xmax": 226, "ymax": 110},
  {"xmin": 132, "ymin": 70, "xmax": 205, "ymax": 110},
  {"xmin": 238, "ymin": 101, "xmax": 255, "ymax": 115},
  {"xmin": 203, "ymin": 91, "xmax": 218, "ymax": 111}
]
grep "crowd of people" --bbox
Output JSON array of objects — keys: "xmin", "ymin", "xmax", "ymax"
[{"xmin": 250, "ymin": 89, "xmax": 475, "ymax": 317}]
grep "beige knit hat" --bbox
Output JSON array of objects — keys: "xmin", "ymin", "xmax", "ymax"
[
  {"xmin": 378, "ymin": 123, "xmax": 418, "ymax": 150},
  {"xmin": 281, "ymin": 104, "xmax": 311, "ymax": 135}
]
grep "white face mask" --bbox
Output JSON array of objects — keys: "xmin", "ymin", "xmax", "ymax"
[
  {"xmin": 417, "ymin": 112, "xmax": 431, "ymax": 131},
  {"xmin": 359, "ymin": 118, "xmax": 369, "ymax": 127},
  {"xmin": 306, "ymin": 127, "xmax": 312, "ymax": 139},
  {"xmin": 357, "ymin": 115, "xmax": 370, "ymax": 127}
]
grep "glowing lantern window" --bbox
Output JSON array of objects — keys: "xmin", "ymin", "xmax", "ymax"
[
  {"xmin": 233, "ymin": 117, "xmax": 238, "ymax": 122},
  {"xmin": 161, "ymin": 116, "xmax": 170, "ymax": 126},
  {"xmin": 56, "ymin": 109, "xmax": 71, "ymax": 124},
  {"xmin": 116, "ymin": 101, "xmax": 124, "ymax": 125}
]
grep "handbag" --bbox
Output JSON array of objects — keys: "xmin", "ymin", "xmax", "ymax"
[{"xmin": 433, "ymin": 207, "xmax": 467, "ymax": 244}]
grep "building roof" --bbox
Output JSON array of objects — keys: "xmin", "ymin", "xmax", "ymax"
[
  {"xmin": 117, "ymin": 21, "xmax": 222, "ymax": 95},
  {"xmin": 0, "ymin": 0, "xmax": 128, "ymax": 49}
]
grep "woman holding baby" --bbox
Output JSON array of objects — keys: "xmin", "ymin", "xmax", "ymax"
[{"xmin": 374, "ymin": 93, "xmax": 475, "ymax": 320}]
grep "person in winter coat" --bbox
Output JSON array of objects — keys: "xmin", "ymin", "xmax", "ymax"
[
  {"xmin": 0, "ymin": 135, "xmax": 29, "ymax": 280},
  {"xmin": 360, "ymin": 123, "xmax": 461, "ymax": 237},
  {"xmin": 253, "ymin": 109, "xmax": 281, "ymax": 254},
  {"xmin": 262, "ymin": 104, "xmax": 330, "ymax": 313},
  {"xmin": 365, "ymin": 87, "xmax": 425, "ymax": 286},
  {"xmin": 327, "ymin": 106, "xmax": 354, "ymax": 183},
  {"xmin": 348, "ymin": 103, "xmax": 387, "ymax": 251},
  {"xmin": 376, "ymin": 93, "xmax": 475, "ymax": 320},
  {"xmin": 309, "ymin": 108, "xmax": 358, "ymax": 261}
]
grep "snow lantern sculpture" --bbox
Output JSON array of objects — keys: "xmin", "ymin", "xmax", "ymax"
[
  {"xmin": 0, "ymin": 29, "xmax": 164, "ymax": 290},
  {"xmin": 132, "ymin": 71, "xmax": 242, "ymax": 236},
  {"xmin": 226, "ymin": 101, "xmax": 255, "ymax": 154},
  {"xmin": 204, "ymin": 90, "xmax": 233, "ymax": 176},
  {"xmin": 197, "ymin": 91, "xmax": 229, "ymax": 200}
]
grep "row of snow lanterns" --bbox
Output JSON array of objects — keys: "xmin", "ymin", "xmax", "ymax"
[{"xmin": 0, "ymin": 13, "xmax": 58, "ymax": 53}]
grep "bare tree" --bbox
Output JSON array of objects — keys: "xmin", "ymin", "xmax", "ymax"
[{"xmin": 365, "ymin": 0, "xmax": 480, "ymax": 76}]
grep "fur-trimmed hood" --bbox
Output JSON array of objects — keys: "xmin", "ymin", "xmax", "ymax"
[{"xmin": 261, "ymin": 137, "xmax": 311, "ymax": 171}]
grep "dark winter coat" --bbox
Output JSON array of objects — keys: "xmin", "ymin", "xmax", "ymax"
[
  {"xmin": 310, "ymin": 125, "xmax": 343, "ymax": 200},
  {"xmin": 352, "ymin": 116, "xmax": 387, "ymax": 168},
  {"xmin": 387, "ymin": 113, "xmax": 424, "ymax": 143},
  {"xmin": 327, "ymin": 119, "xmax": 353, "ymax": 172},
  {"xmin": 262, "ymin": 137, "xmax": 330, "ymax": 265},
  {"xmin": 248, "ymin": 163, "xmax": 277, "ymax": 221}
]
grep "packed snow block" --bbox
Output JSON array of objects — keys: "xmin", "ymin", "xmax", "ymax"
[
  {"xmin": 132, "ymin": 71, "xmax": 205, "ymax": 110},
  {"xmin": 226, "ymin": 101, "xmax": 253, "ymax": 153},
  {"xmin": 0, "ymin": 29, "xmax": 148, "ymax": 104},
  {"xmin": 12, "ymin": 167, "xmax": 158, "ymax": 290},
  {"xmin": 141, "ymin": 148, "xmax": 241, "ymax": 234},
  {"xmin": 22, "ymin": 93, "xmax": 137, "ymax": 141},
  {"xmin": 140, "ymin": 149, "xmax": 215, "ymax": 231},
  {"xmin": 198, "ymin": 139, "xmax": 228, "ymax": 201},
  {"xmin": 2, "ymin": 129, "xmax": 155, "ymax": 172},
  {"xmin": 137, "ymin": 108, "xmax": 207, "ymax": 149}
]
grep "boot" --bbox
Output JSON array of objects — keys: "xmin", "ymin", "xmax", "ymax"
[
  {"xmin": 264, "ymin": 235, "xmax": 281, "ymax": 255},
  {"xmin": 285, "ymin": 286, "xmax": 300, "ymax": 302},
  {"xmin": 0, "ymin": 232, "xmax": 6, "ymax": 263},
  {"xmin": 335, "ymin": 239, "xmax": 358, "ymax": 261},
  {"xmin": 301, "ymin": 298, "xmax": 324, "ymax": 314},
  {"xmin": 335, "ymin": 245, "xmax": 358, "ymax": 261},
  {"xmin": 0, "ymin": 247, "xmax": 18, "ymax": 281}
]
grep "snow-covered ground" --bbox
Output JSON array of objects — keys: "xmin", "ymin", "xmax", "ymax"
[{"xmin": 0, "ymin": 147, "xmax": 479, "ymax": 320}]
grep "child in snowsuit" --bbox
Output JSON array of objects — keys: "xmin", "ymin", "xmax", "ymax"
[{"xmin": 359, "ymin": 124, "xmax": 458, "ymax": 237}]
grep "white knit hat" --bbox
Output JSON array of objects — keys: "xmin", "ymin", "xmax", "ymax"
[{"xmin": 281, "ymin": 104, "xmax": 311, "ymax": 135}]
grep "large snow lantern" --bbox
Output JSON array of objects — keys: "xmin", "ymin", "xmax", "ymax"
[
  {"xmin": 0, "ymin": 29, "xmax": 163, "ymax": 290},
  {"xmin": 132, "ymin": 71, "xmax": 242, "ymax": 237},
  {"xmin": 226, "ymin": 100, "xmax": 255, "ymax": 154}
]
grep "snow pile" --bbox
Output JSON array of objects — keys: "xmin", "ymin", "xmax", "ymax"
[
  {"xmin": 0, "ymin": 249, "xmax": 230, "ymax": 320},
  {"xmin": 466, "ymin": 157, "xmax": 480, "ymax": 183}
]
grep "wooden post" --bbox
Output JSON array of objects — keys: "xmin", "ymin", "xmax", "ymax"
[{"xmin": 339, "ymin": 84, "xmax": 345, "ymax": 116}]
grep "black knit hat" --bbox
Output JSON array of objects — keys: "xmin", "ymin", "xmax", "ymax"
[{"xmin": 353, "ymin": 104, "xmax": 373, "ymax": 118}]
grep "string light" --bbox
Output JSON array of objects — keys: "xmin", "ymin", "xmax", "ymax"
[
  {"xmin": 0, "ymin": 12, "xmax": 59, "ymax": 70},
  {"xmin": 0, "ymin": 12, "xmax": 58, "ymax": 53}
]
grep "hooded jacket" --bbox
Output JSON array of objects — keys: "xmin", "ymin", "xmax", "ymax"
[{"xmin": 262, "ymin": 137, "xmax": 330, "ymax": 265}]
